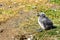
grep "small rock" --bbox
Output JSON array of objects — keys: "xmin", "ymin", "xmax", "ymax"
[
  {"xmin": 56, "ymin": 31, "xmax": 59, "ymax": 34},
  {"xmin": 27, "ymin": 35, "xmax": 33, "ymax": 40},
  {"xmin": 32, "ymin": 6, "xmax": 37, "ymax": 9},
  {"xmin": 20, "ymin": 34, "xmax": 33, "ymax": 40},
  {"xmin": 8, "ymin": 6, "xmax": 12, "ymax": 8},
  {"xmin": 14, "ymin": 35, "xmax": 20, "ymax": 40},
  {"xmin": 0, "ymin": 29, "xmax": 4, "ymax": 33},
  {"xmin": 35, "ymin": 0, "xmax": 38, "ymax": 2},
  {"xmin": 0, "ymin": 4, "xmax": 2, "ymax": 7},
  {"xmin": 0, "ymin": 3, "xmax": 4, "ymax": 7},
  {"xmin": 52, "ymin": 8, "xmax": 57, "ymax": 11}
]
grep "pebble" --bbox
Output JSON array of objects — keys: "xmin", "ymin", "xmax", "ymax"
[{"xmin": 56, "ymin": 31, "xmax": 59, "ymax": 34}]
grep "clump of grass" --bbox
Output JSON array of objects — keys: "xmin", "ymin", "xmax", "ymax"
[
  {"xmin": 0, "ymin": 9, "xmax": 4, "ymax": 14},
  {"xmin": 50, "ymin": 0, "xmax": 60, "ymax": 5}
]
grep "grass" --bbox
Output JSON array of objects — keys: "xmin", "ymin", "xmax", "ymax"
[
  {"xmin": 50, "ymin": 0, "xmax": 60, "ymax": 5},
  {"xmin": 34, "ymin": 9, "xmax": 60, "ymax": 40},
  {"xmin": 0, "ymin": 0, "xmax": 60, "ymax": 40}
]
